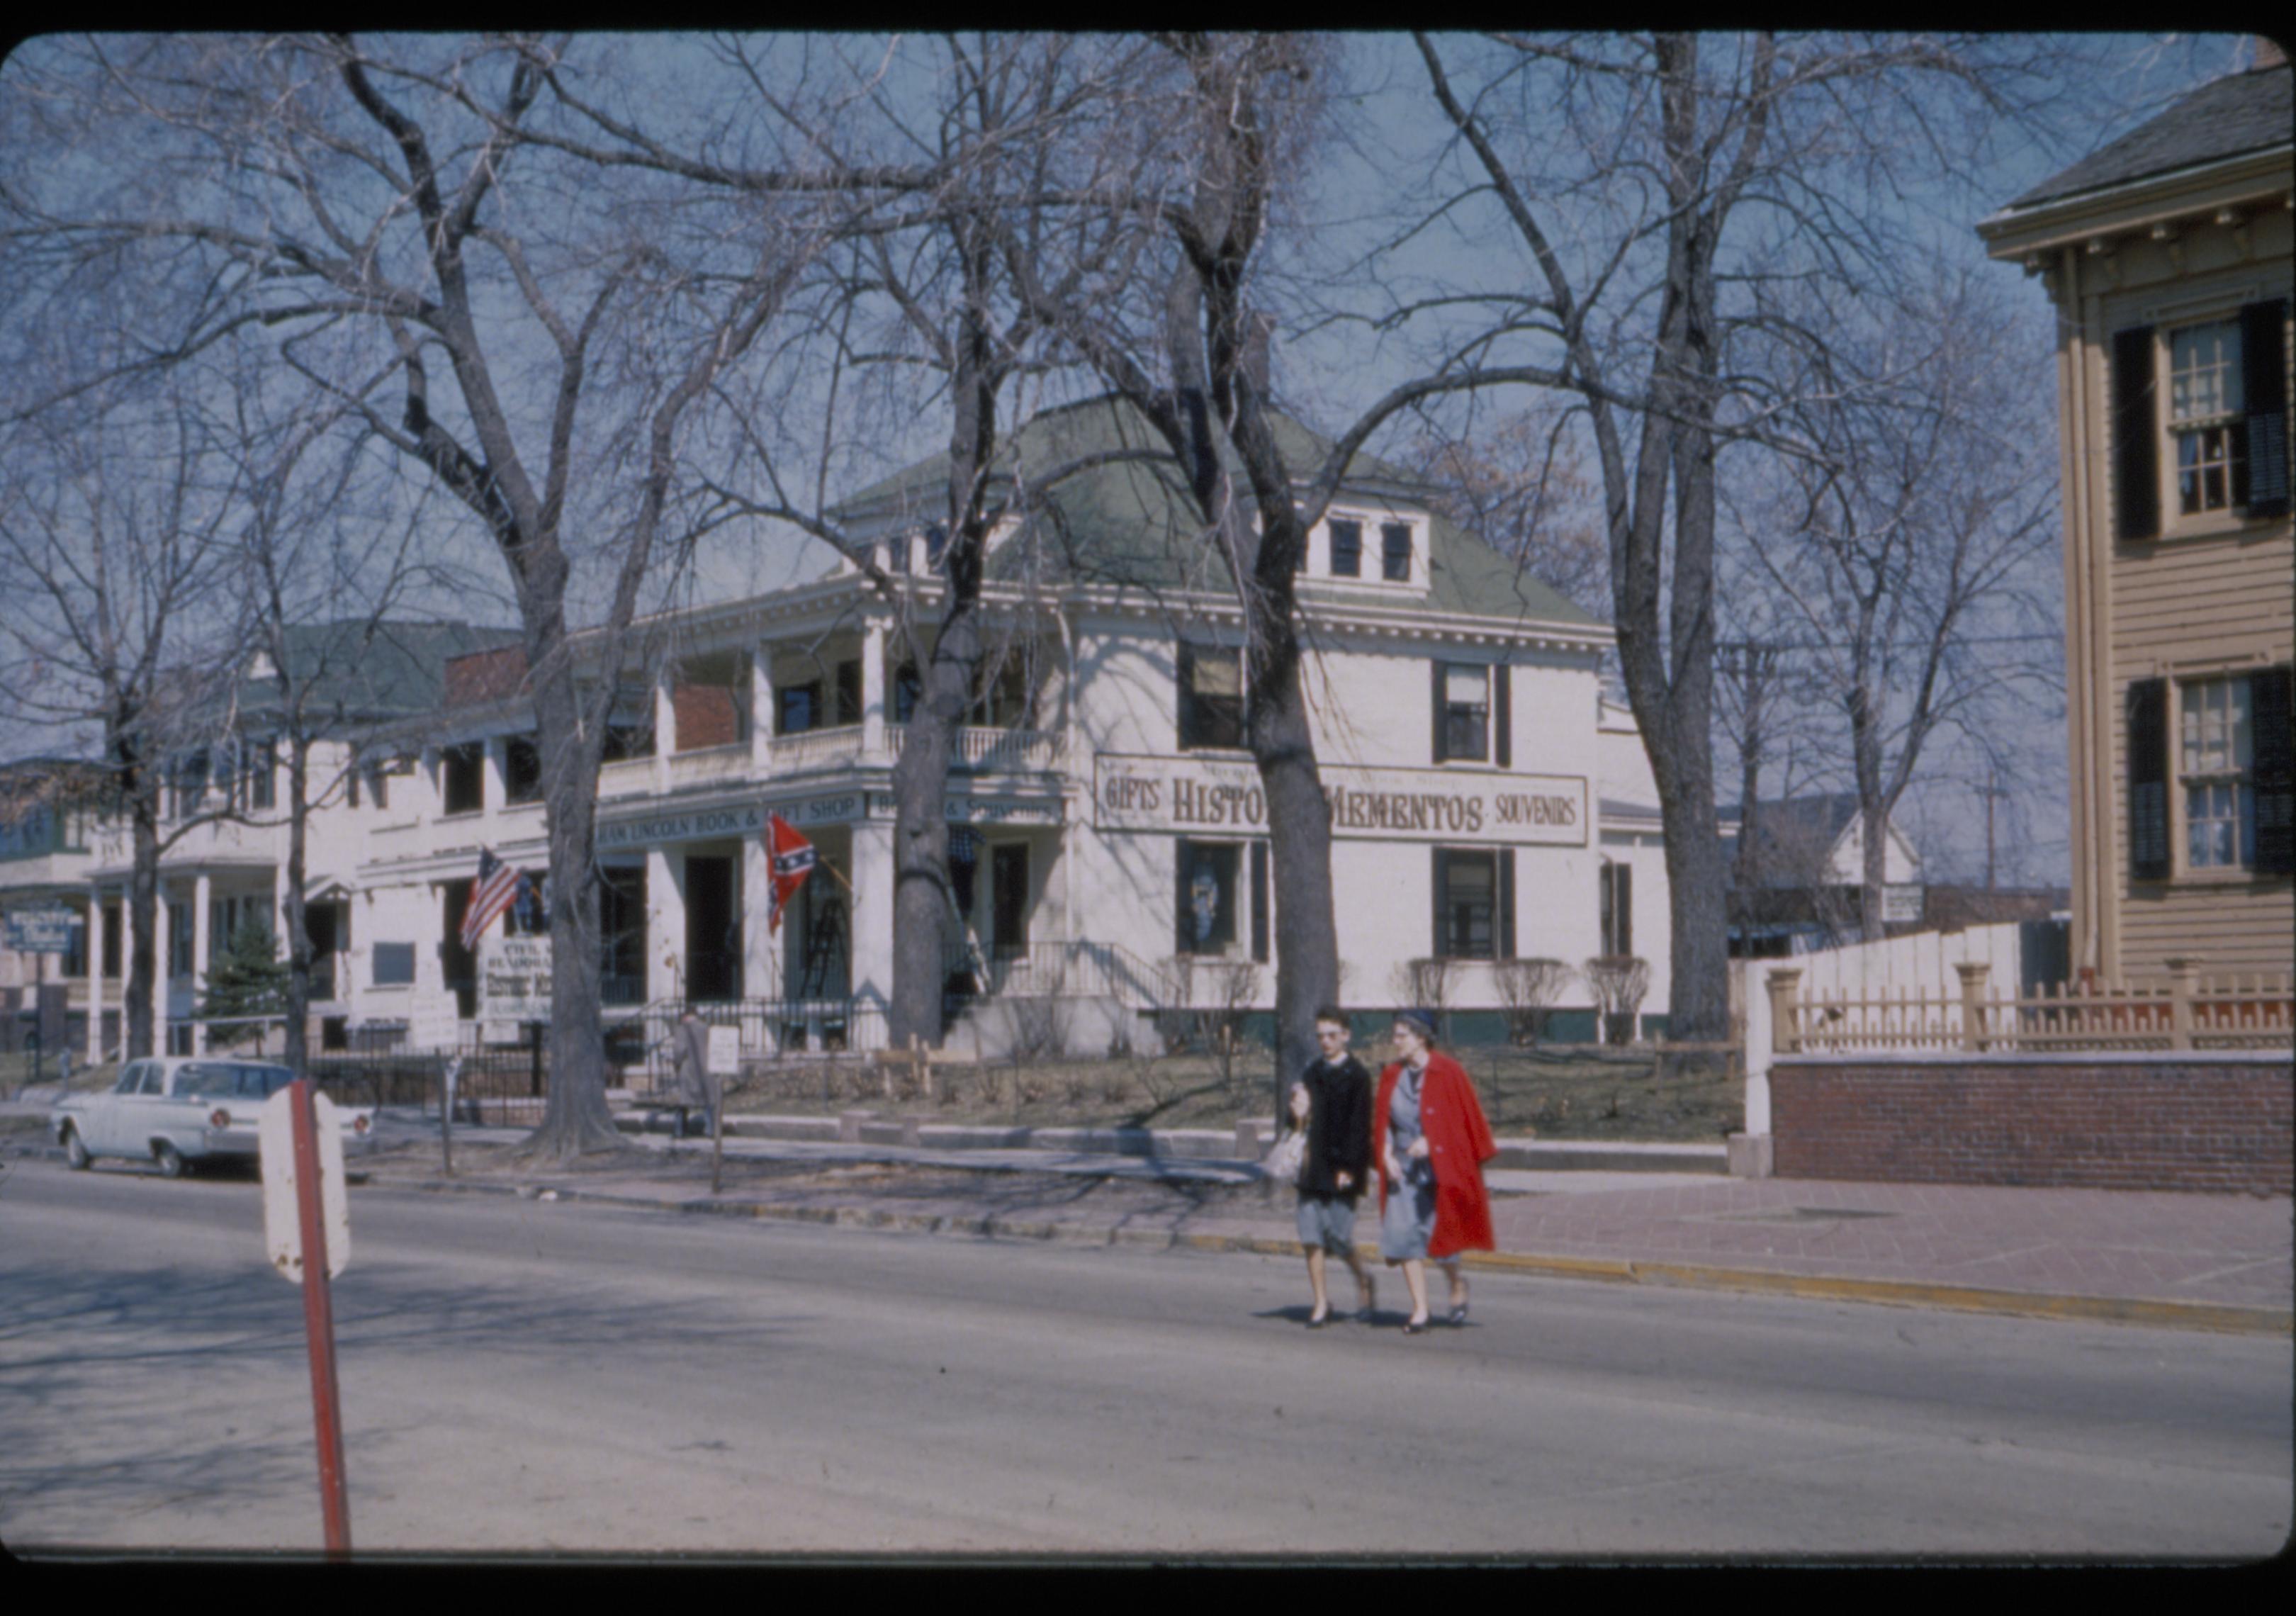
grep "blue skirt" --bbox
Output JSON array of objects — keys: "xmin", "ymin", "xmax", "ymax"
[{"xmin": 1380, "ymin": 1174, "xmax": 1438, "ymax": 1262}]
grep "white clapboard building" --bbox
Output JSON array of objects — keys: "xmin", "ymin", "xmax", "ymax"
[{"xmin": 7, "ymin": 396, "xmax": 1673, "ymax": 1060}]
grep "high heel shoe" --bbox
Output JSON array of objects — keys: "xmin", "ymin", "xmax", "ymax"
[
  {"xmin": 1306, "ymin": 1303, "xmax": 1330, "ymax": 1329},
  {"xmin": 1402, "ymin": 1314, "xmax": 1430, "ymax": 1335},
  {"xmin": 1446, "ymin": 1302, "xmax": 1470, "ymax": 1326}
]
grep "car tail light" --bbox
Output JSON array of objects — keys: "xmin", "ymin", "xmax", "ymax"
[{"xmin": 210, "ymin": 1109, "xmax": 231, "ymax": 1129}]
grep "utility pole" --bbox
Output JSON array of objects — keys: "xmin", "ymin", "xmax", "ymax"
[{"xmin": 1977, "ymin": 769, "xmax": 2010, "ymax": 892}]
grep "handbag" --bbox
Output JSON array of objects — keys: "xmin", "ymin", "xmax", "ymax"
[{"xmin": 1264, "ymin": 1127, "xmax": 1306, "ymax": 1185}]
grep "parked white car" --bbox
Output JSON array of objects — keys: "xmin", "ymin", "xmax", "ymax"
[{"xmin": 50, "ymin": 1057, "xmax": 374, "ymax": 1178}]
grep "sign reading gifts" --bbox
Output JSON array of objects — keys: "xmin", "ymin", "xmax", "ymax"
[{"xmin": 1093, "ymin": 753, "xmax": 1588, "ymax": 847}]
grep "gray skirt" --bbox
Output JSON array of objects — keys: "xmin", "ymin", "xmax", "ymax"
[{"xmin": 1379, "ymin": 1173, "xmax": 1438, "ymax": 1262}]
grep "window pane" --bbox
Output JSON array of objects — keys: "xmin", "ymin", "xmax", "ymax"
[
  {"xmin": 1189, "ymin": 649, "xmax": 1241, "ymax": 697},
  {"xmin": 1329, "ymin": 520, "xmax": 1362, "ymax": 577},
  {"xmin": 2169, "ymin": 321, "xmax": 2241, "ymax": 422},
  {"xmin": 1441, "ymin": 852, "xmax": 1495, "ymax": 959},
  {"xmin": 1446, "ymin": 665, "xmax": 1487, "ymax": 705}
]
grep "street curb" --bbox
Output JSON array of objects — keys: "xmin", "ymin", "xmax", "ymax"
[{"xmin": 356, "ymin": 1170, "xmax": 2295, "ymax": 1338}]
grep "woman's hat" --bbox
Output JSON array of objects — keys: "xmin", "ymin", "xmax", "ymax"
[{"xmin": 1394, "ymin": 1008, "xmax": 1437, "ymax": 1040}]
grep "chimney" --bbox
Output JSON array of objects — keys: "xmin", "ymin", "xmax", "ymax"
[{"xmin": 1239, "ymin": 310, "xmax": 1276, "ymax": 395}]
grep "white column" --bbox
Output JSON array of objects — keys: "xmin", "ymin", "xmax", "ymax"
[
  {"xmin": 483, "ymin": 735, "xmax": 506, "ymax": 821},
  {"xmin": 646, "ymin": 844, "xmax": 683, "ymax": 1005},
  {"xmin": 861, "ymin": 619, "xmax": 887, "ymax": 757},
  {"xmin": 742, "ymin": 833, "xmax": 772, "ymax": 1005},
  {"xmin": 848, "ymin": 819, "xmax": 894, "ymax": 1043},
  {"xmin": 191, "ymin": 872, "xmax": 212, "ymax": 1054},
  {"xmin": 653, "ymin": 666, "xmax": 677, "ymax": 795},
  {"xmin": 750, "ymin": 642, "xmax": 776, "ymax": 774},
  {"xmin": 152, "ymin": 878, "xmax": 171, "ymax": 1057},
  {"xmin": 84, "ymin": 887, "xmax": 103, "ymax": 1062}
]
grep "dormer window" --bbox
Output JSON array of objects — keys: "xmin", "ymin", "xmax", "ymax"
[
  {"xmin": 1329, "ymin": 519, "xmax": 1362, "ymax": 578},
  {"xmin": 1381, "ymin": 522, "xmax": 1412, "ymax": 582}
]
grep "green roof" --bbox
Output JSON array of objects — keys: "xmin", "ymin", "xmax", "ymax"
[
  {"xmin": 837, "ymin": 395, "xmax": 1603, "ymax": 632},
  {"xmin": 240, "ymin": 621, "xmax": 524, "ymax": 724}
]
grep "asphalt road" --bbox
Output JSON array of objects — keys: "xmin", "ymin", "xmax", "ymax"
[{"xmin": 2, "ymin": 1157, "xmax": 2288, "ymax": 1559}]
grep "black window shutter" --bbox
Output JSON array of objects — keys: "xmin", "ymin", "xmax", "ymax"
[
  {"xmin": 1616, "ymin": 860, "xmax": 1632, "ymax": 959},
  {"xmin": 1495, "ymin": 663, "xmax": 1512, "ymax": 769},
  {"xmin": 1430, "ymin": 848, "xmax": 1448, "ymax": 958},
  {"xmin": 1499, "ymin": 848, "xmax": 1516, "ymax": 960},
  {"xmin": 1599, "ymin": 862, "xmax": 1614, "ymax": 955},
  {"xmin": 1431, "ymin": 661, "xmax": 1448, "ymax": 763},
  {"xmin": 2241, "ymin": 301, "xmax": 2290, "ymax": 520},
  {"xmin": 2112, "ymin": 325, "xmax": 2159, "ymax": 542},
  {"xmin": 1175, "ymin": 842, "xmax": 1193, "ymax": 955},
  {"xmin": 1250, "ymin": 842, "xmax": 1270, "ymax": 963},
  {"xmin": 1176, "ymin": 644, "xmax": 1194, "ymax": 746},
  {"xmin": 2253, "ymin": 666, "xmax": 2295, "ymax": 875},
  {"xmin": 2127, "ymin": 678, "xmax": 2171, "ymax": 882}
]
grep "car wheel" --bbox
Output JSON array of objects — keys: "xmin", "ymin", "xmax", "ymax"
[
  {"xmin": 62, "ymin": 1126, "xmax": 91, "ymax": 1171},
  {"xmin": 153, "ymin": 1142, "xmax": 187, "ymax": 1179}
]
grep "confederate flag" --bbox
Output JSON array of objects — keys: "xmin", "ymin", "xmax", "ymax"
[{"xmin": 767, "ymin": 813, "xmax": 816, "ymax": 933}]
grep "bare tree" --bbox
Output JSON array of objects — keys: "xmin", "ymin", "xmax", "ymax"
[
  {"xmin": 1413, "ymin": 30, "xmax": 2082, "ymax": 1038},
  {"xmin": 0, "ymin": 374, "xmax": 246, "ymax": 1062},
  {"xmin": 1403, "ymin": 404, "xmax": 1610, "ymax": 617},
  {"xmin": 1732, "ymin": 271, "xmax": 2061, "ymax": 940},
  {"xmin": 1, "ymin": 35, "xmax": 891, "ymax": 1158},
  {"xmin": 1583, "ymin": 955, "xmax": 1650, "ymax": 1046}
]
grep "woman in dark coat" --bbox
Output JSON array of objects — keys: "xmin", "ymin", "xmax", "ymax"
[
  {"xmin": 1372, "ymin": 1009, "xmax": 1497, "ymax": 1332},
  {"xmin": 1288, "ymin": 1006, "xmax": 1375, "ymax": 1327}
]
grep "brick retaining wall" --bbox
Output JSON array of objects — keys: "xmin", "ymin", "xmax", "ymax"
[{"xmin": 1769, "ymin": 1055, "xmax": 2293, "ymax": 1194}]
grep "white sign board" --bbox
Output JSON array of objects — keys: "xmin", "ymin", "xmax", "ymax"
[
  {"xmin": 259, "ymin": 1089, "xmax": 350, "ymax": 1283},
  {"xmin": 1093, "ymin": 753, "xmax": 1589, "ymax": 846},
  {"xmin": 1883, "ymin": 884, "xmax": 1925, "ymax": 924},
  {"xmin": 3, "ymin": 904, "xmax": 76, "ymax": 953},
  {"xmin": 479, "ymin": 935, "xmax": 553, "ymax": 1022},
  {"xmin": 707, "ymin": 1024, "xmax": 740, "ymax": 1075}
]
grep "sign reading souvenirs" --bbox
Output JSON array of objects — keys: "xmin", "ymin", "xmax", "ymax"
[
  {"xmin": 3, "ymin": 903, "xmax": 76, "ymax": 953},
  {"xmin": 1093, "ymin": 754, "xmax": 1588, "ymax": 847},
  {"xmin": 478, "ymin": 935, "xmax": 553, "ymax": 1022}
]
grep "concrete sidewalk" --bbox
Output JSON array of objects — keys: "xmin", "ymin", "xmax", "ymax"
[{"xmin": 330, "ymin": 1108, "xmax": 2293, "ymax": 1337}]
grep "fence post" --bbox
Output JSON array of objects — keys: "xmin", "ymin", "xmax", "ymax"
[
  {"xmin": 1765, "ymin": 968, "xmax": 1803, "ymax": 1055},
  {"xmin": 2166, "ymin": 958, "xmax": 2197, "ymax": 1052},
  {"xmin": 1955, "ymin": 961, "xmax": 1991, "ymax": 1053}
]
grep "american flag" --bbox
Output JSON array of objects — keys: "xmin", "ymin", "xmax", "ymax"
[{"xmin": 460, "ymin": 847, "xmax": 522, "ymax": 952}]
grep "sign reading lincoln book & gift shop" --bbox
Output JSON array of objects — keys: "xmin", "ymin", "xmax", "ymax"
[{"xmin": 1093, "ymin": 754, "xmax": 1588, "ymax": 846}]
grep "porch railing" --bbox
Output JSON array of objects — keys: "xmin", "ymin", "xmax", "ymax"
[
  {"xmin": 887, "ymin": 725, "xmax": 1062, "ymax": 773},
  {"xmin": 1770, "ymin": 961, "xmax": 2294, "ymax": 1055}
]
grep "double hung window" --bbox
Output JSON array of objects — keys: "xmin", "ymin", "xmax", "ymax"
[
  {"xmin": 2127, "ymin": 666, "xmax": 2293, "ymax": 880},
  {"xmin": 1431, "ymin": 848, "xmax": 1516, "ymax": 961},
  {"xmin": 1381, "ymin": 523, "xmax": 1412, "ymax": 582},
  {"xmin": 1175, "ymin": 838, "xmax": 1270, "ymax": 961},
  {"xmin": 2112, "ymin": 300, "xmax": 2290, "ymax": 539},
  {"xmin": 1432, "ymin": 662, "xmax": 1510, "ymax": 765},
  {"xmin": 1178, "ymin": 645, "xmax": 1244, "ymax": 751},
  {"xmin": 1328, "ymin": 519, "xmax": 1363, "ymax": 578}
]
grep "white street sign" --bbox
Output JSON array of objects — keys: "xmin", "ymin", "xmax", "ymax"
[{"xmin": 260, "ymin": 1088, "xmax": 350, "ymax": 1282}]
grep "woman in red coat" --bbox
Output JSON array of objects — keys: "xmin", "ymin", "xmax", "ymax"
[{"xmin": 1373, "ymin": 1009, "xmax": 1497, "ymax": 1333}]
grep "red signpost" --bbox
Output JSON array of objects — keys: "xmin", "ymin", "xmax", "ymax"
[{"xmin": 287, "ymin": 1078, "xmax": 352, "ymax": 1558}]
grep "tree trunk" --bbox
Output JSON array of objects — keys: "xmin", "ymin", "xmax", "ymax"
[
  {"xmin": 521, "ymin": 649, "xmax": 622, "ymax": 1160},
  {"xmin": 125, "ymin": 794, "xmax": 158, "ymax": 1062},
  {"xmin": 1851, "ymin": 683, "xmax": 1887, "ymax": 944}
]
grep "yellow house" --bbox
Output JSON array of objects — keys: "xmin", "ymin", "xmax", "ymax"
[{"xmin": 1979, "ymin": 50, "xmax": 2292, "ymax": 983}]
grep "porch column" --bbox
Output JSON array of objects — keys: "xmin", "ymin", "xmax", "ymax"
[
  {"xmin": 653, "ymin": 666, "xmax": 676, "ymax": 795},
  {"xmin": 743, "ymin": 831, "xmax": 772, "ymax": 1005},
  {"xmin": 750, "ymin": 642, "xmax": 776, "ymax": 774},
  {"xmin": 191, "ymin": 872, "xmax": 212, "ymax": 1053},
  {"xmin": 848, "ymin": 818, "xmax": 895, "ymax": 1045},
  {"xmin": 151, "ymin": 878, "xmax": 171, "ymax": 1057},
  {"xmin": 861, "ymin": 619, "xmax": 887, "ymax": 757},
  {"xmin": 646, "ymin": 843, "xmax": 684, "ymax": 1005},
  {"xmin": 483, "ymin": 735, "xmax": 506, "ymax": 822},
  {"xmin": 84, "ymin": 886, "xmax": 103, "ymax": 1062}
]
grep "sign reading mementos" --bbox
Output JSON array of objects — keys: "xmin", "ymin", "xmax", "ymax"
[{"xmin": 1093, "ymin": 754, "xmax": 1587, "ymax": 846}]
